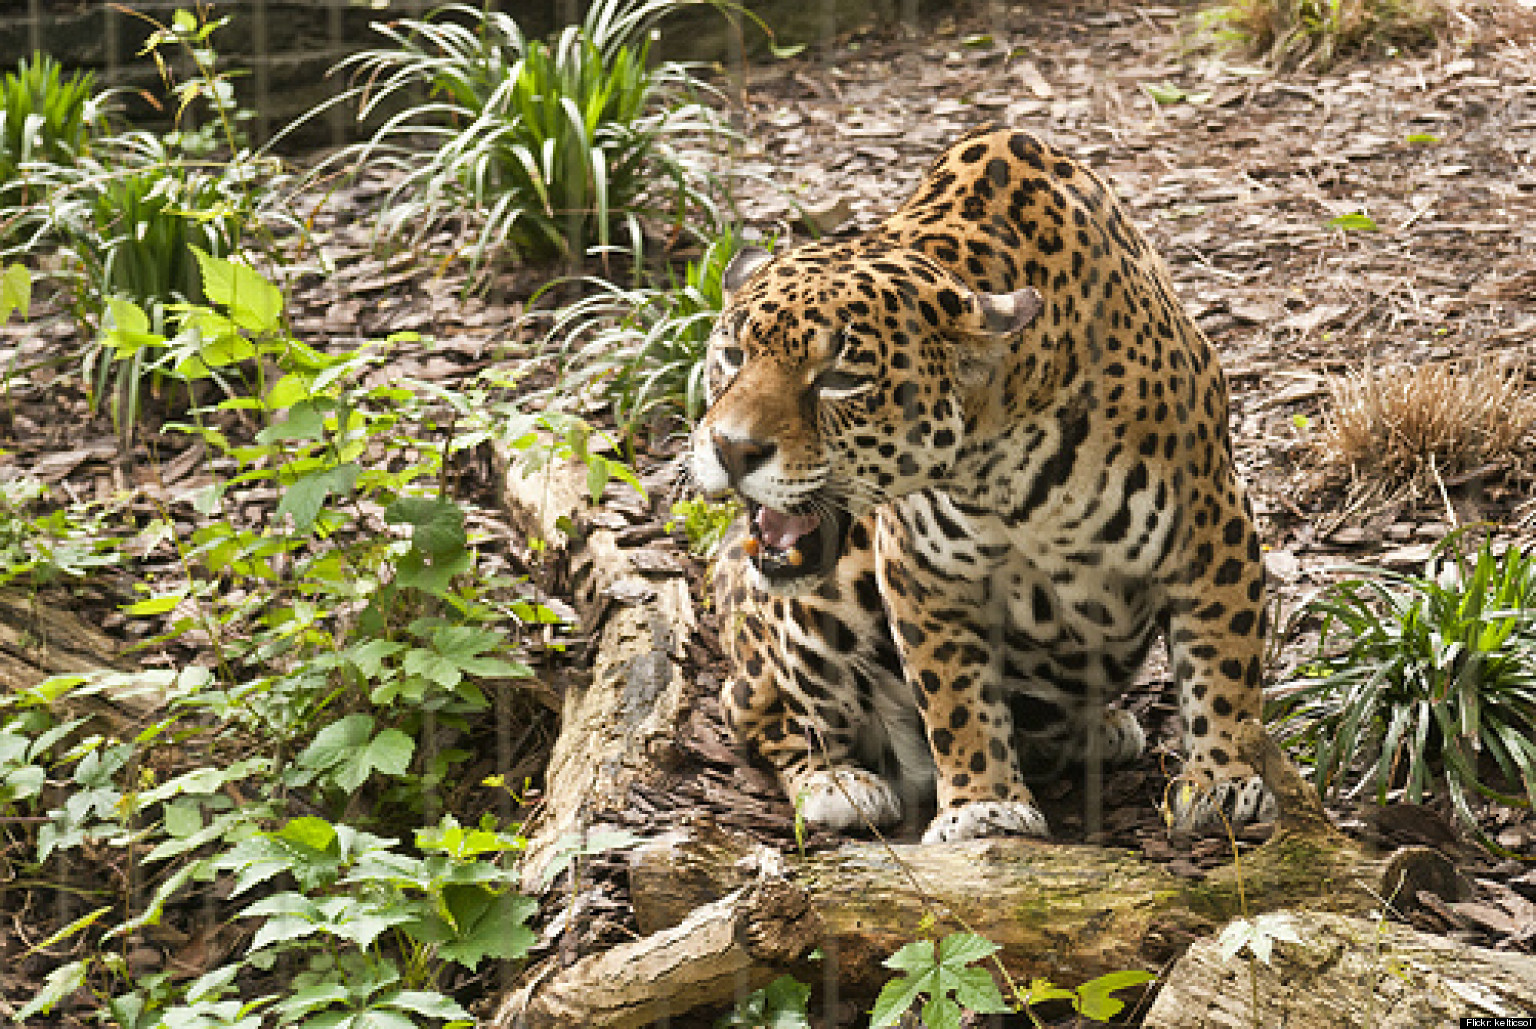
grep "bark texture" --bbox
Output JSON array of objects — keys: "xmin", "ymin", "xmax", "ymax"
[{"xmin": 1145, "ymin": 909, "xmax": 1536, "ymax": 1027}]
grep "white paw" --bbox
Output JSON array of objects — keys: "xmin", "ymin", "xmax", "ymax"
[
  {"xmin": 921, "ymin": 800, "xmax": 1049, "ymax": 843},
  {"xmin": 1099, "ymin": 708, "xmax": 1146, "ymax": 765},
  {"xmin": 1167, "ymin": 774, "xmax": 1276, "ymax": 831},
  {"xmin": 792, "ymin": 768, "xmax": 903, "ymax": 830}
]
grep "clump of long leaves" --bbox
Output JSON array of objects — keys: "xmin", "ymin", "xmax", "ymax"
[
  {"xmin": 328, "ymin": 0, "xmax": 734, "ymax": 273},
  {"xmin": 550, "ymin": 228, "xmax": 754, "ymax": 437},
  {"xmin": 0, "ymin": 53, "xmax": 105, "ymax": 203},
  {"xmin": 1271, "ymin": 529, "xmax": 1536, "ymax": 847},
  {"xmin": 34, "ymin": 130, "xmax": 268, "ymax": 429}
]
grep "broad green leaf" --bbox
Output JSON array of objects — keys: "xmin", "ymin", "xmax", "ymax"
[
  {"xmin": 870, "ymin": 974, "xmax": 925, "ymax": 1027},
  {"xmin": 883, "ymin": 937, "xmax": 937, "ymax": 973},
  {"xmin": 952, "ymin": 965, "xmax": 1009, "ymax": 1015},
  {"xmin": 920, "ymin": 996, "xmax": 963, "ymax": 1029},
  {"xmin": 1075, "ymin": 969, "xmax": 1155, "ymax": 1022},
  {"xmin": 278, "ymin": 815, "xmax": 339, "ymax": 852},
  {"xmin": 298, "ymin": 714, "xmax": 374, "ymax": 772},
  {"xmin": 255, "ymin": 399, "xmax": 326, "ymax": 443},
  {"xmin": 937, "ymin": 931, "xmax": 999, "ymax": 968},
  {"xmin": 433, "ymin": 888, "xmax": 538, "ymax": 969},
  {"xmin": 384, "ymin": 990, "xmax": 472, "ymax": 1020},
  {"xmin": 249, "ymin": 914, "xmax": 322, "ymax": 952},
  {"xmin": 194, "ymin": 247, "xmax": 283, "ymax": 333},
  {"xmin": 384, "ymin": 497, "xmax": 467, "ymax": 557},
  {"xmin": 277, "ymin": 462, "xmax": 360, "ymax": 531},
  {"xmin": 1, "ymin": 263, "xmax": 29, "ymax": 322}
]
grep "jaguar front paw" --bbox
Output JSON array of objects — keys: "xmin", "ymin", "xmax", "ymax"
[
  {"xmin": 791, "ymin": 768, "xmax": 903, "ymax": 831},
  {"xmin": 1166, "ymin": 773, "xmax": 1276, "ymax": 832},
  {"xmin": 921, "ymin": 799, "xmax": 1049, "ymax": 843}
]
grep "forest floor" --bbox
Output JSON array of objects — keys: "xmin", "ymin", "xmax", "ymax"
[{"xmin": 4, "ymin": 0, "xmax": 1536, "ymax": 1023}]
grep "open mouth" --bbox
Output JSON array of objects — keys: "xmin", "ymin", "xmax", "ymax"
[{"xmin": 741, "ymin": 499, "xmax": 850, "ymax": 587}]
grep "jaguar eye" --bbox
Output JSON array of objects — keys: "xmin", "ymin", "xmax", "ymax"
[{"xmin": 815, "ymin": 368, "xmax": 872, "ymax": 400}]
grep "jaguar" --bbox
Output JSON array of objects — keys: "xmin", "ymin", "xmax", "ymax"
[{"xmin": 690, "ymin": 125, "xmax": 1275, "ymax": 843}]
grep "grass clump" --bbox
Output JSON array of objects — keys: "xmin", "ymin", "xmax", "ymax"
[
  {"xmin": 331, "ymin": 0, "xmax": 734, "ymax": 273},
  {"xmin": 0, "ymin": 53, "xmax": 105, "ymax": 205},
  {"xmin": 1202, "ymin": 0, "xmax": 1458, "ymax": 69},
  {"xmin": 551, "ymin": 228, "xmax": 754, "ymax": 437},
  {"xmin": 1315, "ymin": 360, "xmax": 1535, "ymax": 491},
  {"xmin": 1271, "ymin": 529, "xmax": 1536, "ymax": 848}
]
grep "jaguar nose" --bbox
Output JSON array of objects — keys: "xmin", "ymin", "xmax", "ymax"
[{"xmin": 712, "ymin": 430, "xmax": 776, "ymax": 486}]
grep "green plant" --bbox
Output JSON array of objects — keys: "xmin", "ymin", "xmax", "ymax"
[
  {"xmin": 1018, "ymin": 969, "xmax": 1158, "ymax": 1025},
  {"xmin": 667, "ymin": 496, "xmax": 741, "ymax": 558},
  {"xmin": 0, "ymin": 475, "xmax": 122, "ymax": 589},
  {"xmin": 1199, "ymin": 0, "xmax": 1450, "ymax": 69},
  {"xmin": 871, "ymin": 932, "xmax": 1010, "ymax": 1029},
  {"xmin": 20, "ymin": 8, "xmax": 295, "ymax": 438},
  {"xmin": 330, "ymin": 0, "xmax": 736, "ymax": 271},
  {"xmin": 0, "ymin": 53, "xmax": 105, "ymax": 204},
  {"xmin": 1271, "ymin": 529, "xmax": 1536, "ymax": 847},
  {"xmin": 717, "ymin": 974, "xmax": 811, "ymax": 1028},
  {"xmin": 551, "ymin": 228, "xmax": 758, "ymax": 436},
  {"xmin": 10, "ymin": 253, "xmax": 629, "ymax": 1024}
]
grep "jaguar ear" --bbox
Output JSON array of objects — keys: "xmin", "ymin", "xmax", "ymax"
[
  {"xmin": 972, "ymin": 286, "xmax": 1043, "ymax": 337},
  {"xmin": 723, "ymin": 246, "xmax": 774, "ymax": 296},
  {"xmin": 954, "ymin": 286, "xmax": 1043, "ymax": 388}
]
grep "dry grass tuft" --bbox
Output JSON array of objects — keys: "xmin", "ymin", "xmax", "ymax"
[
  {"xmin": 1316, "ymin": 360, "xmax": 1536, "ymax": 488},
  {"xmin": 1206, "ymin": 0, "xmax": 1465, "ymax": 70}
]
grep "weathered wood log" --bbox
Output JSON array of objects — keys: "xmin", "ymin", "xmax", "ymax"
[
  {"xmin": 613, "ymin": 723, "xmax": 1462, "ymax": 1006},
  {"xmin": 0, "ymin": 588, "xmax": 150, "ymax": 732},
  {"xmin": 1145, "ymin": 908, "xmax": 1536, "ymax": 1027},
  {"xmin": 497, "ymin": 454, "xmax": 698, "ymax": 894},
  {"xmin": 493, "ymin": 879, "xmax": 820, "ymax": 1029}
]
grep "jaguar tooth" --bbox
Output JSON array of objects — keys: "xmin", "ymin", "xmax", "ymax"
[
  {"xmin": 786, "ymin": 547, "xmax": 804, "ymax": 567},
  {"xmin": 742, "ymin": 536, "xmax": 761, "ymax": 557}
]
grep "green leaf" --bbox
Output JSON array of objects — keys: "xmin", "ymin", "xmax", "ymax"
[
  {"xmin": 952, "ymin": 965, "xmax": 1009, "ymax": 1015},
  {"xmin": 194, "ymin": 248, "xmax": 283, "ymax": 334},
  {"xmin": 920, "ymin": 995, "xmax": 963, "ymax": 1029},
  {"xmin": 255, "ymin": 399, "xmax": 326, "ymax": 443},
  {"xmin": 433, "ymin": 887, "xmax": 538, "ymax": 969},
  {"xmin": 870, "ymin": 972, "xmax": 925, "ymax": 1027},
  {"xmin": 277, "ymin": 462, "xmax": 360, "ymax": 532},
  {"xmin": 278, "ymin": 815, "xmax": 339, "ymax": 852},
  {"xmin": 937, "ymin": 931, "xmax": 999, "ymax": 968},
  {"xmin": 1143, "ymin": 81, "xmax": 1186, "ymax": 104},
  {"xmin": 385, "ymin": 497, "xmax": 467, "ymax": 557},
  {"xmin": 297, "ymin": 714, "xmax": 374, "ymax": 772},
  {"xmin": 384, "ymin": 991, "xmax": 472, "ymax": 1020},
  {"xmin": 1406, "ymin": 132, "xmax": 1439, "ymax": 144},
  {"xmin": 123, "ymin": 591, "xmax": 187, "ymax": 616},
  {"xmin": 883, "ymin": 938, "xmax": 937, "ymax": 973},
  {"xmin": 15, "ymin": 958, "xmax": 87, "ymax": 1021},
  {"xmin": 1328, "ymin": 212, "xmax": 1379, "ymax": 231},
  {"xmin": 1075, "ymin": 969, "xmax": 1155, "ymax": 1022},
  {"xmin": 0, "ymin": 263, "xmax": 30, "ymax": 323}
]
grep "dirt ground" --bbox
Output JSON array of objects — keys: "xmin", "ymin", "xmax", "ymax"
[{"xmin": 4, "ymin": 0, "xmax": 1536, "ymax": 1023}]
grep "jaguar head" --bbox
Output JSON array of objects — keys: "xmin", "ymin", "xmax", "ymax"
[{"xmin": 690, "ymin": 243, "xmax": 1042, "ymax": 592}]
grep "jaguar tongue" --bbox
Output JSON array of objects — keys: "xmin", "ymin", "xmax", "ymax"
[{"xmin": 756, "ymin": 507, "xmax": 821, "ymax": 551}]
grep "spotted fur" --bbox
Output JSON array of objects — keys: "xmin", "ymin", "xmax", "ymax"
[{"xmin": 691, "ymin": 127, "xmax": 1275, "ymax": 843}]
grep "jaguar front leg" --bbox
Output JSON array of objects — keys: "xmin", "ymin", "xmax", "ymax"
[
  {"xmin": 875, "ymin": 515, "xmax": 1047, "ymax": 843},
  {"xmin": 1162, "ymin": 505, "xmax": 1277, "ymax": 831}
]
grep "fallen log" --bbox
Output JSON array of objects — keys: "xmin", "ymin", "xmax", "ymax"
[
  {"xmin": 495, "ymin": 878, "xmax": 819, "ymax": 1029},
  {"xmin": 1145, "ymin": 908, "xmax": 1536, "ymax": 1027}
]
